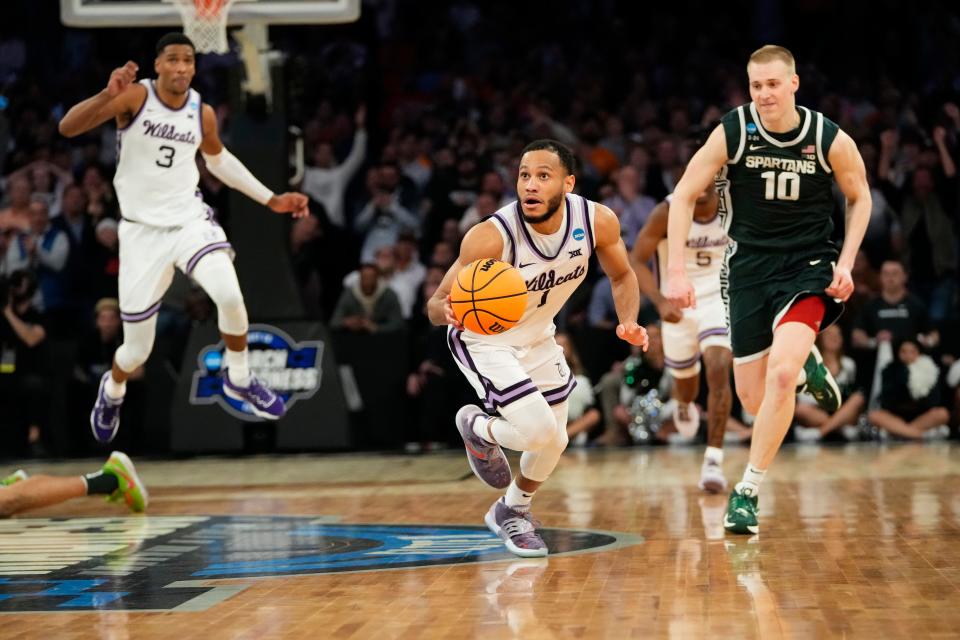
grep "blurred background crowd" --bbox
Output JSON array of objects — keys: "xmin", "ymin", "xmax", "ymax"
[{"xmin": 1, "ymin": 0, "xmax": 958, "ymax": 457}]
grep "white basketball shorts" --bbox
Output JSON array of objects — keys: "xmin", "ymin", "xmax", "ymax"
[
  {"xmin": 447, "ymin": 327, "xmax": 576, "ymax": 416},
  {"xmin": 662, "ymin": 289, "xmax": 731, "ymax": 378},
  {"xmin": 117, "ymin": 212, "xmax": 232, "ymax": 324}
]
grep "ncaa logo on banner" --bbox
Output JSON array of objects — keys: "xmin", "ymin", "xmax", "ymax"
[{"xmin": 190, "ymin": 324, "xmax": 323, "ymax": 420}]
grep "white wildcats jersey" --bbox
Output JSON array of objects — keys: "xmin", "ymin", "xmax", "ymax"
[
  {"xmin": 481, "ymin": 195, "xmax": 595, "ymax": 348},
  {"xmin": 656, "ymin": 194, "xmax": 729, "ymax": 298},
  {"xmin": 114, "ymin": 79, "xmax": 207, "ymax": 227}
]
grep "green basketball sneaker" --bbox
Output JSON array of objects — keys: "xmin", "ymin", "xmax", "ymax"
[
  {"xmin": 0, "ymin": 470, "xmax": 28, "ymax": 486},
  {"xmin": 800, "ymin": 344, "xmax": 841, "ymax": 413},
  {"xmin": 102, "ymin": 451, "xmax": 149, "ymax": 513},
  {"xmin": 724, "ymin": 487, "xmax": 759, "ymax": 535}
]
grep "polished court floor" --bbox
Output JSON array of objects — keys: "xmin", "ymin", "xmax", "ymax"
[{"xmin": 2, "ymin": 442, "xmax": 960, "ymax": 639}]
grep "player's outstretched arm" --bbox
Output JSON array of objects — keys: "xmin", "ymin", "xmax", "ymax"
[
  {"xmin": 199, "ymin": 104, "xmax": 308, "ymax": 218},
  {"xmin": 59, "ymin": 61, "xmax": 145, "ymax": 138},
  {"xmin": 630, "ymin": 202, "xmax": 682, "ymax": 322},
  {"xmin": 426, "ymin": 221, "xmax": 504, "ymax": 329},
  {"xmin": 666, "ymin": 125, "xmax": 727, "ymax": 309},
  {"xmin": 594, "ymin": 204, "xmax": 648, "ymax": 350},
  {"xmin": 826, "ymin": 130, "xmax": 871, "ymax": 302}
]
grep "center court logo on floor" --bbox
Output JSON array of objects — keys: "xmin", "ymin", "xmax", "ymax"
[
  {"xmin": 0, "ymin": 516, "xmax": 640, "ymax": 612},
  {"xmin": 189, "ymin": 324, "xmax": 323, "ymax": 420}
]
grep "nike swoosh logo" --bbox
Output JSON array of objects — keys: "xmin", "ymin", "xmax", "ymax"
[
  {"xmin": 749, "ymin": 144, "xmax": 766, "ymax": 151},
  {"xmin": 519, "ymin": 262, "xmax": 534, "ymax": 268},
  {"xmin": 464, "ymin": 441, "xmax": 487, "ymax": 460},
  {"xmin": 724, "ymin": 516, "xmax": 759, "ymax": 533},
  {"xmin": 809, "ymin": 259, "xmax": 821, "ymax": 266}
]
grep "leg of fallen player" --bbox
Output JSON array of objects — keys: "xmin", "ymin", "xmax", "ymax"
[
  {"xmin": 0, "ymin": 452, "xmax": 148, "ymax": 517},
  {"xmin": 0, "ymin": 476, "xmax": 87, "ymax": 517}
]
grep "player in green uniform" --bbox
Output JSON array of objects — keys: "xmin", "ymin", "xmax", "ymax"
[{"xmin": 665, "ymin": 45, "xmax": 871, "ymax": 534}]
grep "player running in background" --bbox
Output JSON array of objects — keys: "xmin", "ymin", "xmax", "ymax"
[
  {"xmin": 632, "ymin": 180, "xmax": 733, "ymax": 493},
  {"xmin": 59, "ymin": 33, "xmax": 309, "ymax": 442},
  {"xmin": 666, "ymin": 45, "xmax": 870, "ymax": 534}
]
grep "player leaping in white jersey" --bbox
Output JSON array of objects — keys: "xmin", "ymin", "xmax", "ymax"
[
  {"xmin": 59, "ymin": 33, "xmax": 309, "ymax": 442},
  {"xmin": 631, "ymin": 179, "xmax": 733, "ymax": 493},
  {"xmin": 427, "ymin": 140, "xmax": 649, "ymax": 557}
]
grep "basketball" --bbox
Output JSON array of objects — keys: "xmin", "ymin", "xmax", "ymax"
[{"xmin": 450, "ymin": 258, "xmax": 528, "ymax": 335}]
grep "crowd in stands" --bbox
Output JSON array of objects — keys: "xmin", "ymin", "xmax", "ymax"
[{"xmin": 1, "ymin": 1, "xmax": 958, "ymax": 455}]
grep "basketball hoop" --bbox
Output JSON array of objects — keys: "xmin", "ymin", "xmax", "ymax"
[{"xmin": 169, "ymin": 0, "xmax": 237, "ymax": 54}]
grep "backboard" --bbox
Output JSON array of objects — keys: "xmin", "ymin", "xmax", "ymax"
[{"xmin": 60, "ymin": 0, "xmax": 360, "ymax": 27}]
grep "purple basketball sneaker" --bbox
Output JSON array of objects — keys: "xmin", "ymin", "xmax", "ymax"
[
  {"xmin": 456, "ymin": 405, "xmax": 512, "ymax": 489},
  {"xmin": 485, "ymin": 498, "xmax": 548, "ymax": 558},
  {"xmin": 222, "ymin": 370, "xmax": 286, "ymax": 420},
  {"xmin": 90, "ymin": 371, "xmax": 123, "ymax": 443}
]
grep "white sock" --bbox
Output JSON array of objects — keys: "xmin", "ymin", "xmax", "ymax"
[
  {"xmin": 796, "ymin": 367, "xmax": 807, "ymax": 387},
  {"xmin": 105, "ymin": 374, "xmax": 126, "ymax": 400},
  {"xmin": 225, "ymin": 348, "xmax": 250, "ymax": 387},
  {"xmin": 472, "ymin": 416, "xmax": 495, "ymax": 443},
  {"xmin": 704, "ymin": 446, "xmax": 724, "ymax": 465},
  {"xmin": 504, "ymin": 481, "xmax": 534, "ymax": 512},
  {"xmin": 735, "ymin": 464, "xmax": 766, "ymax": 497}
]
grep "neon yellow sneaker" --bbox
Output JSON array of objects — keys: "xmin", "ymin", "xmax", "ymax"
[
  {"xmin": 0, "ymin": 470, "xmax": 28, "ymax": 486},
  {"xmin": 102, "ymin": 451, "xmax": 149, "ymax": 513}
]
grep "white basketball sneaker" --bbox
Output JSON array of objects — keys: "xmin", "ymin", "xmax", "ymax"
[{"xmin": 698, "ymin": 459, "xmax": 728, "ymax": 494}]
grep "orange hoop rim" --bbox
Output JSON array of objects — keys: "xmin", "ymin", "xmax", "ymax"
[{"xmin": 193, "ymin": 0, "xmax": 227, "ymax": 19}]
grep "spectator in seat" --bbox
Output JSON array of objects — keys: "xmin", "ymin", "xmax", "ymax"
[
  {"xmin": 868, "ymin": 338, "xmax": 949, "ymax": 440},
  {"xmin": 0, "ymin": 175, "xmax": 32, "ymax": 234},
  {"xmin": 852, "ymin": 260, "xmax": 938, "ymax": 353},
  {"xmin": 390, "ymin": 232, "xmax": 426, "ymax": 319},
  {"xmin": 330, "ymin": 263, "xmax": 404, "ymax": 335},
  {"xmin": 603, "ymin": 165, "xmax": 657, "ymax": 249},
  {"xmin": 79, "ymin": 165, "xmax": 118, "ymax": 223},
  {"xmin": 354, "ymin": 186, "xmax": 420, "ymax": 264},
  {"xmin": 458, "ymin": 191, "xmax": 499, "ymax": 235},
  {"xmin": 0, "ymin": 270, "xmax": 48, "ymax": 456},
  {"xmin": 301, "ymin": 105, "xmax": 367, "ymax": 230}
]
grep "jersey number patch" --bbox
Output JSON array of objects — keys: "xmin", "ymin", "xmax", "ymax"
[
  {"xmin": 156, "ymin": 145, "xmax": 176, "ymax": 168},
  {"xmin": 760, "ymin": 170, "xmax": 800, "ymax": 201}
]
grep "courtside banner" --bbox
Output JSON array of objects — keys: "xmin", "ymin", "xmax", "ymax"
[{"xmin": 171, "ymin": 321, "xmax": 349, "ymax": 451}]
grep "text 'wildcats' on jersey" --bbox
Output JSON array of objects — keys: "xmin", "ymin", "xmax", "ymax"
[
  {"xmin": 719, "ymin": 103, "xmax": 840, "ymax": 251},
  {"xmin": 479, "ymin": 195, "xmax": 596, "ymax": 348},
  {"xmin": 657, "ymin": 194, "xmax": 729, "ymax": 298},
  {"xmin": 114, "ymin": 79, "xmax": 208, "ymax": 228}
]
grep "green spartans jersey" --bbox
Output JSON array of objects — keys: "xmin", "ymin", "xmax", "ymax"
[{"xmin": 718, "ymin": 103, "xmax": 840, "ymax": 251}]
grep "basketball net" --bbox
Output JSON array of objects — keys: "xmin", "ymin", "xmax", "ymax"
[{"xmin": 170, "ymin": 0, "xmax": 237, "ymax": 54}]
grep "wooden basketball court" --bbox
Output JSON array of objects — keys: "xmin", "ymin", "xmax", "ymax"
[{"xmin": 3, "ymin": 442, "xmax": 959, "ymax": 638}]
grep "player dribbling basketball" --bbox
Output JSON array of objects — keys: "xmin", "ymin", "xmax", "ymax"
[{"xmin": 427, "ymin": 139, "xmax": 649, "ymax": 557}]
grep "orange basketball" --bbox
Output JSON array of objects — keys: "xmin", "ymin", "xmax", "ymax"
[{"xmin": 450, "ymin": 258, "xmax": 528, "ymax": 335}]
